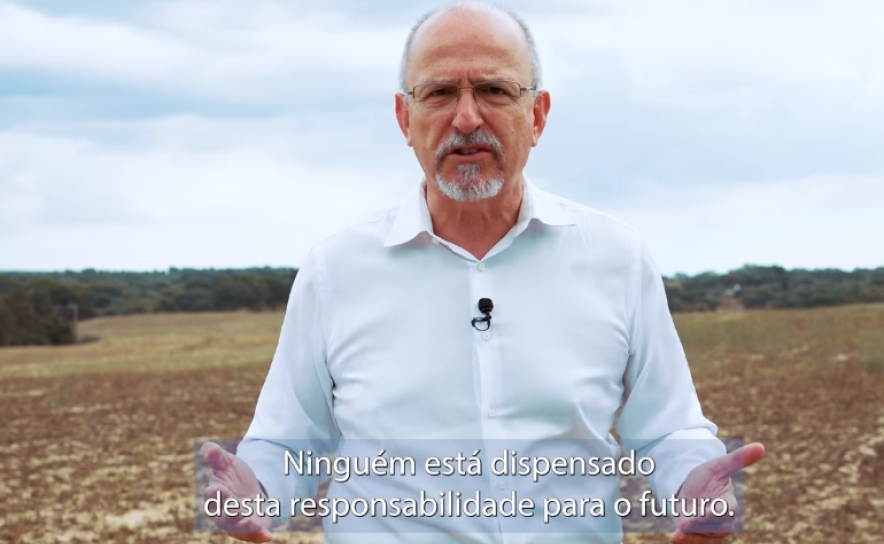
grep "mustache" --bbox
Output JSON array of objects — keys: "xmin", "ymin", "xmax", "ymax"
[{"xmin": 435, "ymin": 129, "xmax": 504, "ymax": 161}]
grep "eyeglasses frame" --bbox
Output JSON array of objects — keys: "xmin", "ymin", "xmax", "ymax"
[{"xmin": 405, "ymin": 79, "xmax": 538, "ymax": 109}]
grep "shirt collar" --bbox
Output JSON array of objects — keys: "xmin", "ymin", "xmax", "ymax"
[{"xmin": 383, "ymin": 178, "xmax": 576, "ymax": 248}]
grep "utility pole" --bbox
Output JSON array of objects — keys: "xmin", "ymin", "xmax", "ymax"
[{"xmin": 67, "ymin": 302, "xmax": 79, "ymax": 343}]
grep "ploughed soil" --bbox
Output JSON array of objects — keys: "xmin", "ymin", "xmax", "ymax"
[{"xmin": 1, "ymin": 306, "xmax": 882, "ymax": 543}]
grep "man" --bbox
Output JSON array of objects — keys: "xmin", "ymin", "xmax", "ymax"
[{"xmin": 201, "ymin": 3, "xmax": 764, "ymax": 543}]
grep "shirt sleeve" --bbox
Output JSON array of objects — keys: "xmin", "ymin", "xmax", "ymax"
[
  {"xmin": 614, "ymin": 238, "xmax": 726, "ymax": 502},
  {"xmin": 235, "ymin": 248, "xmax": 340, "ymax": 515}
]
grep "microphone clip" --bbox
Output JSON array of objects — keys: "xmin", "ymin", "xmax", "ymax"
[{"xmin": 471, "ymin": 298, "xmax": 493, "ymax": 332}]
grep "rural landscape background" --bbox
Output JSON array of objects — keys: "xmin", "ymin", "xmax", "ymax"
[
  {"xmin": 2, "ymin": 1, "xmax": 884, "ymax": 543},
  {"xmin": 3, "ymin": 265, "xmax": 884, "ymax": 347},
  {"xmin": 1, "ymin": 281, "xmax": 882, "ymax": 543}
]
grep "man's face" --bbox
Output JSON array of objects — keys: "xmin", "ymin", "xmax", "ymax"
[{"xmin": 395, "ymin": 9, "xmax": 550, "ymax": 202}]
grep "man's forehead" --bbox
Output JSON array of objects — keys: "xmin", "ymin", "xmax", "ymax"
[{"xmin": 406, "ymin": 7, "xmax": 532, "ymax": 84}]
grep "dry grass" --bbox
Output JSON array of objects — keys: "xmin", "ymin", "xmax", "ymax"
[
  {"xmin": 0, "ymin": 312, "xmax": 283, "ymax": 379},
  {"xmin": 1, "ymin": 305, "xmax": 883, "ymax": 543},
  {"xmin": 627, "ymin": 304, "xmax": 884, "ymax": 543}
]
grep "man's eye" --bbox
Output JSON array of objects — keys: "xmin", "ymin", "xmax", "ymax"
[
  {"xmin": 476, "ymin": 83, "xmax": 514, "ymax": 98},
  {"xmin": 427, "ymin": 86, "xmax": 455, "ymax": 97}
]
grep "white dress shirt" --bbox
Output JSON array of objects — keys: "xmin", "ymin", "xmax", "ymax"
[{"xmin": 236, "ymin": 180, "xmax": 726, "ymax": 543}]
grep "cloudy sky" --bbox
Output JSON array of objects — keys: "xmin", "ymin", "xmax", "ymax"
[{"xmin": 1, "ymin": 0, "xmax": 882, "ymax": 275}]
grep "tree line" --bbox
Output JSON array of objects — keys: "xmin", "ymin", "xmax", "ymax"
[
  {"xmin": 1, "ymin": 264, "xmax": 883, "ymax": 346},
  {"xmin": 0, "ymin": 268, "xmax": 297, "ymax": 346},
  {"xmin": 663, "ymin": 265, "xmax": 884, "ymax": 312}
]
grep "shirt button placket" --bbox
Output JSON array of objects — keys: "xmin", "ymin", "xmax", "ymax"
[{"xmin": 472, "ymin": 259, "xmax": 500, "ymax": 445}]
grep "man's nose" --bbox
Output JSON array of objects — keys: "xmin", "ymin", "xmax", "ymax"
[{"xmin": 451, "ymin": 88, "xmax": 483, "ymax": 134}]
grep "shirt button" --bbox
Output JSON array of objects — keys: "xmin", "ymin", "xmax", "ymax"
[
  {"xmin": 488, "ymin": 408, "xmax": 497, "ymax": 418},
  {"xmin": 482, "ymin": 331, "xmax": 491, "ymax": 341},
  {"xmin": 431, "ymin": 238, "xmax": 441, "ymax": 245},
  {"xmin": 477, "ymin": 262, "xmax": 485, "ymax": 271},
  {"xmin": 497, "ymin": 481, "xmax": 507, "ymax": 490}
]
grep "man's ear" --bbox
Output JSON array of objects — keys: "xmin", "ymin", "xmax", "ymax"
[
  {"xmin": 530, "ymin": 89, "xmax": 551, "ymax": 147},
  {"xmin": 395, "ymin": 93, "xmax": 413, "ymax": 146}
]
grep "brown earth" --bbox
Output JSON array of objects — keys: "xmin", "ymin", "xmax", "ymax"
[{"xmin": 1, "ymin": 305, "xmax": 882, "ymax": 543}]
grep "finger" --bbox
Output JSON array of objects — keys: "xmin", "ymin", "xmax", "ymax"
[
  {"xmin": 676, "ymin": 515, "xmax": 735, "ymax": 537},
  {"xmin": 221, "ymin": 501, "xmax": 274, "ymax": 542},
  {"xmin": 231, "ymin": 531, "xmax": 272, "ymax": 543},
  {"xmin": 671, "ymin": 529, "xmax": 729, "ymax": 543},
  {"xmin": 202, "ymin": 482, "xmax": 273, "ymax": 542},
  {"xmin": 231, "ymin": 530, "xmax": 272, "ymax": 543},
  {"xmin": 201, "ymin": 441, "xmax": 235, "ymax": 472},
  {"xmin": 707, "ymin": 442, "xmax": 765, "ymax": 477},
  {"xmin": 224, "ymin": 516, "xmax": 273, "ymax": 542}
]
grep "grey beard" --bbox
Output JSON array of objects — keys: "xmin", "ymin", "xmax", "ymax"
[
  {"xmin": 435, "ymin": 164, "xmax": 504, "ymax": 202},
  {"xmin": 433, "ymin": 129, "xmax": 506, "ymax": 202}
]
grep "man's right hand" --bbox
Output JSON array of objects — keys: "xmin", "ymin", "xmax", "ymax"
[{"xmin": 200, "ymin": 441, "xmax": 273, "ymax": 542}]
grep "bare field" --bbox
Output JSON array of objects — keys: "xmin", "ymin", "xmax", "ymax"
[{"xmin": 1, "ymin": 306, "xmax": 883, "ymax": 543}]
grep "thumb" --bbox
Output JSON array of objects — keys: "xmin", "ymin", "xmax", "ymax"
[
  {"xmin": 201, "ymin": 441, "xmax": 235, "ymax": 473},
  {"xmin": 708, "ymin": 442, "xmax": 765, "ymax": 478}
]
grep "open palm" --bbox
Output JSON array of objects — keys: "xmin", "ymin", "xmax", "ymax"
[
  {"xmin": 201, "ymin": 441, "xmax": 274, "ymax": 543},
  {"xmin": 670, "ymin": 442, "xmax": 765, "ymax": 544}
]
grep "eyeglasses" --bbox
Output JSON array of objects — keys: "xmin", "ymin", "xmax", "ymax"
[{"xmin": 406, "ymin": 80, "xmax": 536, "ymax": 109}]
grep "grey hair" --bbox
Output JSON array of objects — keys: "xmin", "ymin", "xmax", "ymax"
[{"xmin": 398, "ymin": 2, "xmax": 542, "ymax": 94}]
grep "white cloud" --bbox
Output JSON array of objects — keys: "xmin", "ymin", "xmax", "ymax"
[
  {"xmin": 0, "ymin": 116, "xmax": 420, "ymax": 269},
  {"xmin": 0, "ymin": 0, "xmax": 405, "ymax": 100},
  {"xmin": 604, "ymin": 174, "xmax": 884, "ymax": 275},
  {"xmin": 532, "ymin": 1, "xmax": 884, "ymax": 108},
  {"xmin": 1, "ymin": 0, "xmax": 882, "ymax": 272},
  {"xmin": 0, "ymin": 3, "xmax": 200, "ymax": 85}
]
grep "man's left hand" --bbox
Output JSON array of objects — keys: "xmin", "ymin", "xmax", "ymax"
[{"xmin": 669, "ymin": 442, "xmax": 765, "ymax": 544}]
